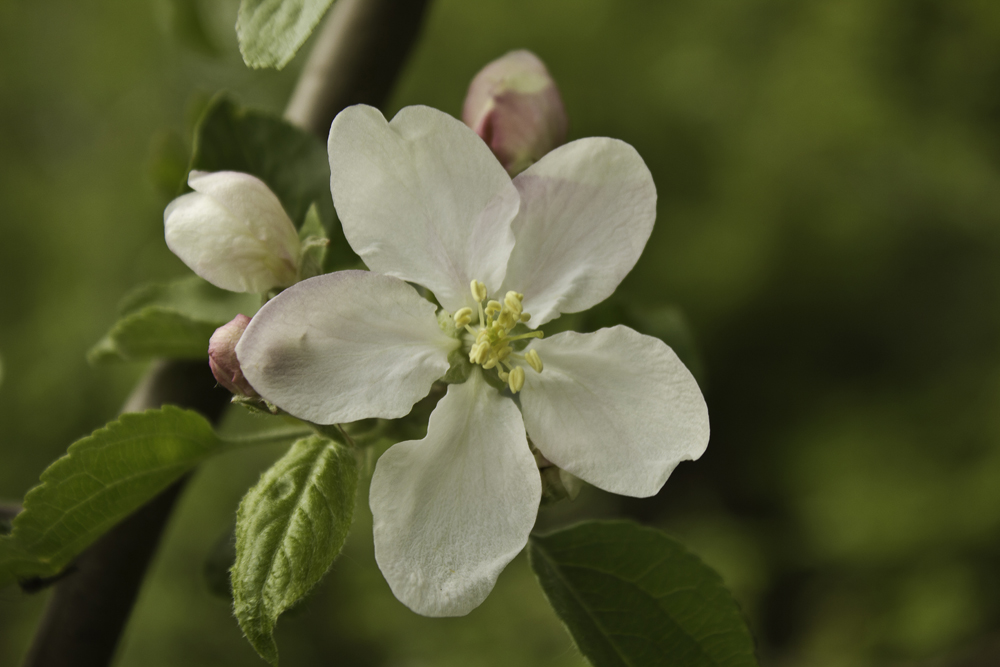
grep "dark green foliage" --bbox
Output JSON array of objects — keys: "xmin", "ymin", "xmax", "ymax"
[
  {"xmin": 529, "ymin": 521, "xmax": 758, "ymax": 667},
  {"xmin": 189, "ymin": 94, "xmax": 334, "ymax": 231},
  {"xmin": 88, "ymin": 276, "xmax": 258, "ymax": 363}
]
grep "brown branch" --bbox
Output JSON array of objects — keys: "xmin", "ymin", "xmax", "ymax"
[{"xmin": 21, "ymin": 2, "xmax": 431, "ymax": 665}]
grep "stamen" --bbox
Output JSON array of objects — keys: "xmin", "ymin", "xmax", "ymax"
[
  {"xmin": 452, "ymin": 307, "xmax": 473, "ymax": 328},
  {"xmin": 464, "ymin": 278, "xmax": 542, "ymax": 391},
  {"xmin": 508, "ymin": 367, "xmax": 525, "ymax": 393},
  {"xmin": 507, "ymin": 331, "xmax": 544, "ymax": 342},
  {"xmin": 470, "ymin": 280, "xmax": 487, "ymax": 303},
  {"xmin": 525, "ymin": 349, "xmax": 543, "ymax": 373}
]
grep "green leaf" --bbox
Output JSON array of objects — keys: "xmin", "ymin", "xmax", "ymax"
[
  {"xmin": 190, "ymin": 95, "xmax": 334, "ymax": 230},
  {"xmin": 232, "ymin": 435, "xmax": 358, "ymax": 664},
  {"xmin": 1, "ymin": 407, "xmax": 223, "ymax": 585},
  {"xmin": 237, "ymin": 0, "xmax": 336, "ymax": 70},
  {"xmin": 529, "ymin": 521, "xmax": 759, "ymax": 667},
  {"xmin": 89, "ymin": 276, "xmax": 258, "ymax": 364}
]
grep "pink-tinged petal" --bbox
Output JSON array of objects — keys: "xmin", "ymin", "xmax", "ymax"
[
  {"xmin": 236, "ymin": 270, "xmax": 457, "ymax": 424},
  {"xmin": 463, "ymin": 50, "xmax": 567, "ymax": 176},
  {"xmin": 501, "ymin": 138, "xmax": 656, "ymax": 327},
  {"xmin": 209, "ymin": 314, "xmax": 258, "ymax": 398}
]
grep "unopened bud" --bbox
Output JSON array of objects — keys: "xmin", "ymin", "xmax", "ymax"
[
  {"xmin": 462, "ymin": 50, "xmax": 568, "ymax": 176},
  {"xmin": 209, "ymin": 314, "xmax": 259, "ymax": 398},
  {"xmin": 165, "ymin": 171, "xmax": 301, "ymax": 293}
]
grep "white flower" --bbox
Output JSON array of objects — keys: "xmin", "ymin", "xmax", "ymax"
[
  {"xmin": 235, "ymin": 105, "xmax": 710, "ymax": 617},
  {"xmin": 164, "ymin": 171, "xmax": 301, "ymax": 293}
]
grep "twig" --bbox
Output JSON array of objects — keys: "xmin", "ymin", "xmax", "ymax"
[{"xmin": 21, "ymin": 2, "xmax": 431, "ymax": 664}]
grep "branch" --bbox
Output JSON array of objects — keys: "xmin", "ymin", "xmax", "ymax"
[
  {"xmin": 285, "ymin": 0, "xmax": 432, "ymax": 136},
  {"xmin": 21, "ymin": 2, "xmax": 431, "ymax": 665}
]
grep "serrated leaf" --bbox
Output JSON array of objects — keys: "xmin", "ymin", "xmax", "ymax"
[
  {"xmin": 89, "ymin": 276, "xmax": 258, "ymax": 364},
  {"xmin": 232, "ymin": 435, "xmax": 358, "ymax": 664},
  {"xmin": 237, "ymin": 0, "xmax": 336, "ymax": 70},
  {"xmin": 190, "ymin": 95, "xmax": 334, "ymax": 230},
  {"xmin": 529, "ymin": 521, "xmax": 758, "ymax": 667},
  {"xmin": 1, "ymin": 407, "xmax": 223, "ymax": 586}
]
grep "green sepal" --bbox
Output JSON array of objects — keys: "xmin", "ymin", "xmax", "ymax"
[
  {"xmin": 480, "ymin": 366, "xmax": 509, "ymax": 392},
  {"xmin": 529, "ymin": 520, "xmax": 759, "ymax": 667},
  {"xmin": 231, "ymin": 435, "xmax": 358, "ymax": 665},
  {"xmin": 539, "ymin": 467, "xmax": 583, "ymax": 506},
  {"xmin": 0, "ymin": 407, "xmax": 224, "ymax": 587},
  {"xmin": 88, "ymin": 276, "xmax": 258, "ymax": 364},
  {"xmin": 297, "ymin": 203, "xmax": 329, "ymax": 281},
  {"xmin": 441, "ymin": 347, "xmax": 472, "ymax": 385}
]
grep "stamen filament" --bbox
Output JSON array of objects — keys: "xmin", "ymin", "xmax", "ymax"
[{"xmin": 507, "ymin": 331, "xmax": 545, "ymax": 342}]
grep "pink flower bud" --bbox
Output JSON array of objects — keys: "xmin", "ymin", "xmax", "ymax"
[
  {"xmin": 462, "ymin": 50, "xmax": 568, "ymax": 176},
  {"xmin": 209, "ymin": 314, "xmax": 259, "ymax": 398}
]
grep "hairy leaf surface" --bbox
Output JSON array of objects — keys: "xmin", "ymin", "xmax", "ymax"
[
  {"xmin": 237, "ymin": 0, "xmax": 336, "ymax": 70},
  {"xmin": 232, "ymin": 435, "xmax": 358, "ymax": 665},
  {"xmin": 529, "ymin": 520, "xmax": 758, "ymax": 667}
]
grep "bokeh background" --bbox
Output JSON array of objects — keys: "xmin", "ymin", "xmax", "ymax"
[{"xmin": 3, "ymin": 0, "xmax": 1000, "ymax": 665}]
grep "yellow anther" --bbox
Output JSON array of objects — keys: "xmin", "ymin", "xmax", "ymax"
[
  {"xmin": 470, "ymin": 280, "xmax": 487, "ymax": 303},
  {"xmin": 497, "ymin": 345, "xmax": 512, "ymax": 361},
  {"xmin": 452, "ymin": 307, "xmax": 473, "ymax": 328},
  {"xmin": 525, "ymin": 349, "xmax": 543, "ymax": 373},
  {"xmin": 482, "ymin": 355, "xmax": 498, "ymax": 370},
  {"xmin": 519, "ymin": 312, "xmax": 531, "ymax": 323},
  {"xmin": 485, "ymin": 300, "xmax": 502, "ymax": 317},
  {"xmin": 504, "ymin": 291, "xmax": 523, "ymax": 314},
  {"xmin": 498, "ymin": 370, "xmax": 509, "ymax": 382},
  {"xmin": 469, "ymin": 342, "xmax": 490, "ymax": 364},
  {"xmin": 508, "ymin": 366, "xmax": 525, "ymax": 393}
]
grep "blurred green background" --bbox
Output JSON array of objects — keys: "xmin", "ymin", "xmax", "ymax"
[{"xmin": 4, "ymin": 0, "xmax": 1000, "ymax": 665}]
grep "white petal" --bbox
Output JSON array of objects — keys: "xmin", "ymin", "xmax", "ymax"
[
  {"xmin": 519, "ymin": 326, "xmax": 709, "ymax": 497},
  {"xmin": 370, "ymin": 369, "xmax": 541, "ymax": 616},
  {"xmin": 164, "ymin": 171, "xmax": 301, "ymax": 293},
  {"xmin": 188, "ymin": 171, "xmax": 299, "ymax": 257},
  {"xmin": 501, "ymin": 138, "xmax": 657, "ymax": 327},
  {"xmin": 328, "ymin": 105, "xmax": 520, "ymax": 311},
  {"xmin": 235, "ymin": 270, "xmax": 457, "ymax": 424}
]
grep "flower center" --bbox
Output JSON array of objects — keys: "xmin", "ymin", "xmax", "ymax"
[{"xmin": 450, "ymin": 279, "xmax": 544, "ymax": 394}]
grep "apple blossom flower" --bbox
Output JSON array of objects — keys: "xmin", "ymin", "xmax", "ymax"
[
  {"xmin": 463, "ymin": 50, "xmax": 568, "ymax": 176},
  {"xmin": 208, "ymin": 314, "xmax": 258, "ymax": 398},
  {"xmin": 235, "ymin": 104, "xmax": 709, "ymax": 617},
  {"xmin": 164, "ymin": 171, "xmax": 301, "ymax": 293}
]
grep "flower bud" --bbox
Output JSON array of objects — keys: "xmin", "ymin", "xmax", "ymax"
[
  {"xmin": 209, "ymin": 314, "xmax": 259, "ymax": 398},
  {"xmin": 164, "ymin": 171, "xmax": 301, "ymax": 293},
  {"xmin": 462, "ymin": 50, "xmax": 568, "ymax": 176}
]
